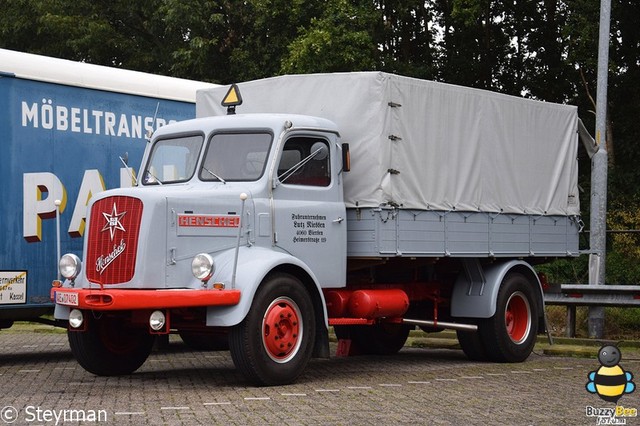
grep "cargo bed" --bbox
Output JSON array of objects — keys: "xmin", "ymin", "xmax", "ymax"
[{"xmin": 347, "ymin": 208, "xmax": 580, "ymax": 258}]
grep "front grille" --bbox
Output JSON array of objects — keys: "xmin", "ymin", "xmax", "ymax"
[{"xmin": 86, "ymin": 196, "xmax": 143, "ymax": 285}]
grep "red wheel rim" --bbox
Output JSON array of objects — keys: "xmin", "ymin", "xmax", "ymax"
[
  {"xmin": 504, "ymin": 291, "xmax": 531, "ymax": 344},
  {"xmin": 262, "ymin": 297, "xmax": 303, "ymax": 363}
]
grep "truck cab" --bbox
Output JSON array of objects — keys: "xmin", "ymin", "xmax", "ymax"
[
  {"xmin": 140, "ymin": 113, "xmax": 347, "ymax": 294},
  {"xmin": 55, "ymin": 112, "xmax": 348, "ymax": 385}
]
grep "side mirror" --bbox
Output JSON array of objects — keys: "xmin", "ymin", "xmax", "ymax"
[
  {"xmin": 311, "ymin": 141, "xmax": 329, "ymax": 160},
  {"xmin": 341, "ymin": 143, "xmax": 350, "ymax": 172}
]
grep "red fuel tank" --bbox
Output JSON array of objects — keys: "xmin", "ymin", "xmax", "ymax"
[
  {"xmin": 324, "ymin": 290, "xmax": 353, "ymax": 317},
  {"xmin": 347, "ymin": 289, "xmax": 409, "ymax": 319}
]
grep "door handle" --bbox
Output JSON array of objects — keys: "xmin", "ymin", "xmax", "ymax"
[{"xmin": 333, "ymin": 217, "xmax": 344, "ymax": 223}]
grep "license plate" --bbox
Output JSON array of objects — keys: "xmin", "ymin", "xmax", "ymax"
[{"xmin": 55, "ymin": 291, "xmax": 79, "ymax": 306}]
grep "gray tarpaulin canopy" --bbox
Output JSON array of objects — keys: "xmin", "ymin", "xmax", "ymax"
[{"xmin": 197, "ymin": 72, "xmax": 580, "ymax": 217}]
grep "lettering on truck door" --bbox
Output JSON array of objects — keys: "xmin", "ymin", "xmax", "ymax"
[{"xmin": 273, "ymin": 134, "xmax": 346, "ymax": 286}]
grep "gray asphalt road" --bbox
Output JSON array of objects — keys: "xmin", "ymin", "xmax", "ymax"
[{"xmin": 0, "ymin": 331, "xmax": 636, "ymax": 425}]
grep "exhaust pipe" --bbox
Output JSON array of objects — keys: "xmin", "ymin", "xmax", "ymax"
[{"xmin": 402, "ymin": 318, "xmax": 478, "ymax": 332}]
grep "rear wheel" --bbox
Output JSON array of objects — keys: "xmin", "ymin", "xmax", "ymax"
[
  {"xmin": 229, "ymin": 273, "xmax": 316, "ymax": 386},
  {"xmin": 479, "ymin": 273, "xmax": 539, "ymax": 362},
  {"xmin": 68, "ymin": 315, "xmax": 155, "ymax": 376},
  {"xmin": 457, "ymin": 327, "xmax": 488, "ymax": 361}
]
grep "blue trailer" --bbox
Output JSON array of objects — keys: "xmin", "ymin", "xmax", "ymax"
[{"xmin": 0, "ymin": 49, "xmax": 215, "ymax": 327}]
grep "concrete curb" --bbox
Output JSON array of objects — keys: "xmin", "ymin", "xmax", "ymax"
[{"xmin": 405, "ymin": 330, "xmax": 640, "ymax": 360}]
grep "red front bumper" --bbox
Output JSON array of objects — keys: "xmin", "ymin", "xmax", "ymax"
[{"xmin": 53, "ymin": 288, "xmax": 241, "ymax": 311}]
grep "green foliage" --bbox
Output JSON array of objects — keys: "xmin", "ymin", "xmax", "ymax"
[
  {"xmin": 537, "ymin": 257, "xmax": 589, "ymax": 285},
  {"xmin": 546, "ymin": 306, "xmax": 640, "ymax": 339},
  {"xmin": 281, "ymin": 0, "xmax": 378, "ymax": 73},
  {"xmin": 607, "ymin": 307, "xmax": 640, "ymax": 338},
  {"xmin": 603, "ymin": 199, "xmax": 640, "ymax": 283}
]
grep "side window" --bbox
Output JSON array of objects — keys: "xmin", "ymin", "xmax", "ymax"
[{"xmin": 278, "ymin": 137, "xmax": 331, "ymax": 187}]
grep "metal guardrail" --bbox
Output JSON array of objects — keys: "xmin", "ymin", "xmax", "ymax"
[
  {"xmin": 544, "ymin": 284, "xmax": 640, "ymax": 337},
  {"xmin": 545, "ymin": 284, "xmax": 640, "ymax": 307}
]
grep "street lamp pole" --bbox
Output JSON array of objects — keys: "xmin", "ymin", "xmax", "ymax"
[{"xmin": 588, "ymin": 0, "xmax": 611, "ymax": 339}]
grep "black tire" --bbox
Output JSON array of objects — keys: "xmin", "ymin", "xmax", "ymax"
[
  {"xmin": 68, "ymin": 316, "xmax": 155, "ymax": 376},
  {"xmin": 457, "ymin": 328, "xmax": 489, "ymax": 361},
  {"xmin": 478, "ymin": 273, "xmax": 539, "ymax": 362},
  {"xmin": 335, "ymin": 323, "xmax": 411, "ymax": 355},
  {"xmin": 179, "ymin": 331, "xmax": 229, "ymax": 351},
  {"xmin": 229, "ymin": 273, "xmax": 316, "ymax": 386}
]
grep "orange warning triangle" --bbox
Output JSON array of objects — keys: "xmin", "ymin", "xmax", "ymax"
[{"xmin": 221, "ymin": 84, "xmax": 242, "ymax": 107}]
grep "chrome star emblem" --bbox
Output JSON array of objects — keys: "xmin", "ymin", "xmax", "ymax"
[{"xmin": 101, "ymin": 202, "xmax": 127, "ymax": 240}]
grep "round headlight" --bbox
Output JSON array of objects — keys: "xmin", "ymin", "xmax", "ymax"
[
  {"xmin": 149, "ymin": 310, "xmax": 166, "ymax": 331},
  {"xmin": 59, "ymin": 254, "xmax": 82, "ymax": 280},
  {"xmin": 192, "ymin": 253, "xmax": 215, "ymax": 282},
  {"xmin": 69, "ymin": 309, "xmax": 84, "ymax": 329}
]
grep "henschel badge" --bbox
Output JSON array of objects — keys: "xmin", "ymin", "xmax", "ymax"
[{"xmin": 101, "ymin": 202, "xmax": 127, "ymax": 240}]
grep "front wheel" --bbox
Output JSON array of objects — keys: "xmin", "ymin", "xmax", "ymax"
[
  {"xmin": 229, "ymin": 273, "xmax": 316, "ymax": 386},
  {"xmin": 68, "ymin": 315, "xmax": 155, "ymax": 376},
  {"xmin": 479, "ymin": 273, "xmax": 539, "ymax": 362}
]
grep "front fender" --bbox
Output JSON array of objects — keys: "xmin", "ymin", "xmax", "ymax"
[
  {"xmin": 205, "ymin": 246, "xmax": 326, "ymax": 327},
  {"xmin": 450, "ymin": 259, "xmax": 543, "ymax": 319}
]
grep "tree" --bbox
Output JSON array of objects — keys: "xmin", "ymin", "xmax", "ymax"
[
  {"xmin": 281, "ymin": 0, "xmax": 378, "ymax": 74},
  {"xmin": 375, "ymin": 0, "xmax": 438, "ymax": 79},
  {"xmin": 0, "ymin": 0, "xmax": 42, "ymax": 53}
]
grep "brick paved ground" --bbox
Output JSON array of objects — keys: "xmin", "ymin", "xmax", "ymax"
[{"xmin": 0, "ymin": 329, "xmax": 637, "ymax": 425}]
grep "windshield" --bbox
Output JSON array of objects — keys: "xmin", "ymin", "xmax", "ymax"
[
  {"xmin": 143, "ymin": 134, "xmax": 203, "ymax": 185},
  {"xmin": 199, "ymin": 132, "xmax": 272, "ymax": 182}
]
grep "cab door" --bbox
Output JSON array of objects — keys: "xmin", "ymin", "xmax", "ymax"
[{"xmin": 272, "ymin": 132, "xmax": 346, "ymax": 287}]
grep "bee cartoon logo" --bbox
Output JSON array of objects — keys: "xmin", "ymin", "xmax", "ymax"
[{"xmin": 586, "ymin": 345, "xmax": 635, "ymax": 403}]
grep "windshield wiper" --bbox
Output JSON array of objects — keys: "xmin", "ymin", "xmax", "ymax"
[
  {"xmin": 202, "ymin": 166, "xmax": 226, "ymax": 184},
  {"xmin": 145, "ymin": 170, "xmax": 163, "ymax": 185},
  {"xmin": 278, "ymin": 148, "xmax": 323, "ymax": 184}
]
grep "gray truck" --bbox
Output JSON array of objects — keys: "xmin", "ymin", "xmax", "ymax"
[{"xmin": 54, "ymin": 72, "xmax": 582, "ymax": 386}]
